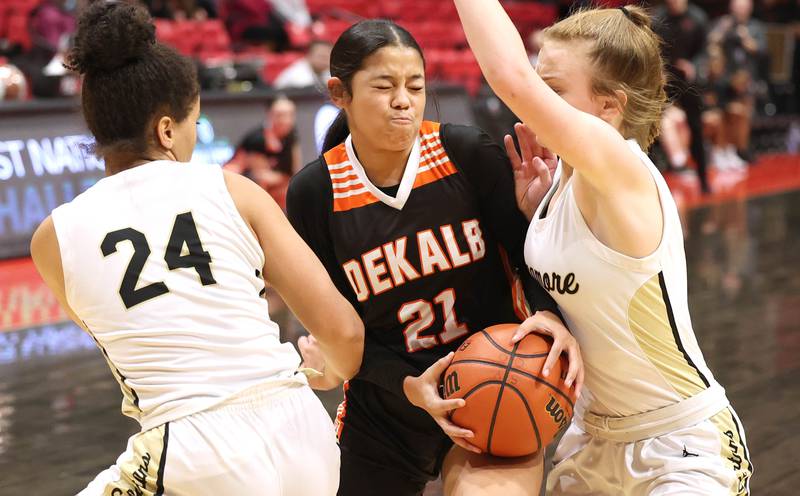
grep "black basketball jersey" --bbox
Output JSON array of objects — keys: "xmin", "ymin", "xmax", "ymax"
[{"xmin": 287, "ymin": 121, "xmax": 558, "ymax": 404}]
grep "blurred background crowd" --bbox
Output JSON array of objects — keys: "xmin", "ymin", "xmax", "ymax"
[{"xmin": 0, "ymin": 0, "xmax": 798, "ymax": 200}]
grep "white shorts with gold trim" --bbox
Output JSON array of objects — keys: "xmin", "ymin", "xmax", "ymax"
[
  {"xmin": 547, "ymin": 406, "xmax": 752, "ymax": 496},
  {"xmin": 78, "ymin": 382, "xmax": 340, "ymax": 496}
]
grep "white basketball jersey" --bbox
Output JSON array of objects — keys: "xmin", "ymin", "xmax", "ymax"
[
  {"xmin": 524, "ymin": 140, "xmax": 724, "ymax": 418},
  {"xmin": 51, "ymin": 161, "xmax": 303, "ymax": 431}
]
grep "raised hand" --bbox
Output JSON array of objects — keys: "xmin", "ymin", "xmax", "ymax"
[{"xmin": 503, "ymin": 122, "xmax": 557, "ymax": 221}]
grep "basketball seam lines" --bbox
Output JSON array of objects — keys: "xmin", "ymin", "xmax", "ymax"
[
  {"xmin": 505, "ymin": 383, "xmax": 542, "ymax": 454},
  {"xmin": 479, "ymin": 330, "xmax": 550, "ymax": 358},
  {"xmin": 486, "ymin": 341, "xmax": 519, "ymax": 456},
  {"xmin": 452, "ymin": 358, "xmax": 576, "ymax": 410}
]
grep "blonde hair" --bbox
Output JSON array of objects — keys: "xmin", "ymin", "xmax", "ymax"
[{"xmin": 543, "ymin": 6, "xmax": 667, "ymax": 148}]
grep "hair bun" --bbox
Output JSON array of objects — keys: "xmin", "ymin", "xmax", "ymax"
[{"xmin": 66, "ymin": 2, "xmax": 156, "ymax": 75}]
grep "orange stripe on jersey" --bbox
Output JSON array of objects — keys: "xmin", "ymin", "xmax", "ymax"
[
  {"xmin": 325, "ymin": 143, "xmax": 380, "ymax": 212},
  {"xmin": 323, "ymin": 144, "xmax": 350, "ymax": 168},
  {"xmin": 420, "ymin": 120, "xmax": 441, "ymax": 135},
  {"xmin": 498, "ymin": 245, "xmax": 532, "ymax": 321},
  {"xmin": 413, "ymin": 159, "xmax": 457, "ymax": 188},
  {"xmin": 334, "ymin": 381, "xmax": 350, "ymax": 441},
  {"xmin": 332, "ymin": 182, "xmax": 368, "ymax": 195},
  {"xmin": 333, "ymin": 192, "xmax": 380, "ymax": 212},
  {"xmin": 330, "ymin": 173, "xmax": 359, "ymax": 185},
  {"xmin": 412, "ymin": 121, "xmax": 459, "ymax": 190}
]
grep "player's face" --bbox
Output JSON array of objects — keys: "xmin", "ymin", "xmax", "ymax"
[
  {"xmin": 269, "ymin": 99, "xmax": 296, "ymax": 137},
  {"xmin": 344, "ymin": 46, "xmax": 426, "ymax": 153},
  {"xmin": 170, "ymin": 96, "xmax": 201, "ymax": 163},
  {"xmin": 536, "ymin": 40, "xmax": 610, "ymax": 125}
]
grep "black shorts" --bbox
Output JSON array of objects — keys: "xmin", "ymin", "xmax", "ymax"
[{"xmin": 335, "ymin": 380, "xmax": 454, "ymax": 496}]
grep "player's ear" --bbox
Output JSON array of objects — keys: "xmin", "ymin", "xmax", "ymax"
[
  {"xmin": 596, "ymin": 90, "xmax": 627, "ymax": 127},
  {"xmin": 327, "ymin": 77, "xmax": 349, "ymax": 109},
  {"xmin": 155, "ymin": 115, "xmax": 175, "ymax": 151}
]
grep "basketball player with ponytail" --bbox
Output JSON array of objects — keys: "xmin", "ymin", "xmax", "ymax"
[
  {"xmin": 455, "ymin": 1, "xmax": 753, "ymax": 494},
  {"xmin": 287, "ymin": 20, "xmax": 583, "ymax": 495},
  {"xmin": 30, "ymin": 3, "xmax": 364, "ymax": 494}
]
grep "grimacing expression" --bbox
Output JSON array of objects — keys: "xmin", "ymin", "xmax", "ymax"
[{"xmin": 342, "ymin": 45, "xmax": 426, "ymax": 153}]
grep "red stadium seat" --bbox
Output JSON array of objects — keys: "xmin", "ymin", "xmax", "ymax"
[
  {"xmin": 5, "ymin": 13, "xmax": 31, "ymax": 51},
  {"xmin": 196, "ymin": 20, "xmax": 231, "ymax": 54}
]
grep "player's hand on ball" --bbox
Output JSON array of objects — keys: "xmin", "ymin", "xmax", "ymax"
[
  {"xmin": 298, "ymin": 335, "xmax": 342, "ymax": 391},
  {"xmin": 504, "ymin": 122, "xmax": 557, "ymax": 221},
  {"xmin": 403, "ymin": 352, "xmax": 483, "ymax": 454},
  {"xmin": 512, "ymin": 311, "xmax": 584, "ymax": 399}
]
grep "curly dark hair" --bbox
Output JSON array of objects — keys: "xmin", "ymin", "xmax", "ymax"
[{"xmin": 65, "ymin": 1, "xmax": 199, "ymax": 159}]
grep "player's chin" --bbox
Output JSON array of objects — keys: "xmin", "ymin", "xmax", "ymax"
[{"xmin": 383, "ymin": 127, "xmax": 418, "ymax": 150}]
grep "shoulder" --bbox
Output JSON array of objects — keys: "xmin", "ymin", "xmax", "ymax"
[
  {"xmin": 287, "ymin": 157, "xmax": 332, "ymax": 209},
  {"xmin": 439, "ymin": 123, "xmax": 511, "ymax": 186},
  {"xmin": 440, "ymin": 123, "xmax": 506, "ymax": 165}
]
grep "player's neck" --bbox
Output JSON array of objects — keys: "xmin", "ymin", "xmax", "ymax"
[{"xmin": 350, "ymin": 138, "xmax": 410, "ymax": 187}]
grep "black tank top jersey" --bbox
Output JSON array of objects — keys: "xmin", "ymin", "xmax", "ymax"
[{"xmin": 287, "ymin": 122, "xmax": 558, "ymax": 451}]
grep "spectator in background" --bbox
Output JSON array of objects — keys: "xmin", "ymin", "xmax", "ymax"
[
  {"xmin": 708, "ymin": 0, "xmax": 767, "ymax": 161},
  {"xmin": 274, "ymin": 40, "xmax": 332, "ymax": 90},
  {"xmin": 269, "ymin": 0, "xmax": 311, "ymax": 29},
  {"xmin": 654, "ymin": 0, "xmax": 711, "ymax": 193},
  {"xmin": 709, "ymin": 0, "xmax": 766, "ymax": 79},
  {"xmin": 701, "ymin": 45, "xmax": 750, "ymax": 170},
  {"xmin": 30, "ymin": 0, "xmax": 76, "ymax": 53},
  {"xmin": 142, "ymin": 0, "xmax": 217, "ymax": 20},
  {"xmin": 224, "ymin": 96, "xmax": 300, "ymax": 208},
  {"xmin": 0, "ymin": 59, "xmax": 28, "ymax": 101},
  {"xmin": 223, "ymin": 0, "xmax": 290, "ymax": 51}
]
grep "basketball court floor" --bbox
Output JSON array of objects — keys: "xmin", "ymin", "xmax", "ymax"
[{"xmin": 1, "ymin": 156, "xmax": 798, "ymax": 495}]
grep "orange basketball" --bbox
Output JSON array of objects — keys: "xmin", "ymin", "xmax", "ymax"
[{"xmin": 442, "ymin": 323, "xmax": 577, "ymax": 457}]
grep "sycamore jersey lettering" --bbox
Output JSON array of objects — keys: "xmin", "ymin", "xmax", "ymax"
[
  {"xmin": 51, "ymin": 161, "xmax": 302, "ymax": 431},
  {"xmin": 524, "ymin": 140, "xmax": 726, "ymax": 418}
]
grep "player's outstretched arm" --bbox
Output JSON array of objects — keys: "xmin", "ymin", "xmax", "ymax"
[
  {"xmin": 224, "ymin": 170, "xmax": 365, "ymax": 381},
  {"xmin": 453, "ymin": 0, "xmax": 650, "ymax": 196}
]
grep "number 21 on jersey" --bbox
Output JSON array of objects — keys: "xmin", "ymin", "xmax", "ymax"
[{"xmin": 399, "ymin": 288, "xmax": 468, "ymax": 352}]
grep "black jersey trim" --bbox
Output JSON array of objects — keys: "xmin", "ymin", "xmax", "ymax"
[
  {"xmin": 155, "ymin": 422, "xmax": 169, "ymax": 496},
  {"xmin": 657, "ymin": 272, "xmax": 711, "ymax": 388},
  {"xmin": 83, "ymin": 321, "xmax": 141, "ymax": 410}
]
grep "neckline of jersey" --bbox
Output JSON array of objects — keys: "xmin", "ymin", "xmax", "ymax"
[{"xmin": 343, "ymin": 134, "xmax": 422, "ymax": 211}]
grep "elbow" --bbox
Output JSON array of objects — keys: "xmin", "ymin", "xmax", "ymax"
[{"xmin": 338, "ymin": 316, "xmax": 365, "ymax": 380}]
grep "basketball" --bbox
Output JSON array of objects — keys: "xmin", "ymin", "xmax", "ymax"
[{"xmin": 442, "ymin": 323, "xmax": 577, "ymax": 457}]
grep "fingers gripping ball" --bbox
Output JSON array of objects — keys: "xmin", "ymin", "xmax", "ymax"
[{"xmin": 441, "ymin": 324, "xmax": 576, "ymax": 457}]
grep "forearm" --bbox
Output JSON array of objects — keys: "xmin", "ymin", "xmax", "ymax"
[
  {"xmin": 453, "ymin": 0, "xmax": 625, "ymax": 185},
  {"xmin": 357, "ymin": 335, "xmax": 421, "ymax": 397},
  {"xmin": 307, "ymin": 304, "xmax": 364, "ymax": 380}
]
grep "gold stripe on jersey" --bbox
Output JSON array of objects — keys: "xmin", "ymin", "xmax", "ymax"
[
  {"xmin": 627, "ymin": 273, "xmax": 708, "ymax": 399},
  {"xmin": 710, "ymin": 408, "xmax": 753, "ymax": 495},
  {"xmin": 102, "ymin": 423, "xmax": 170, "ymax": 496}
]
